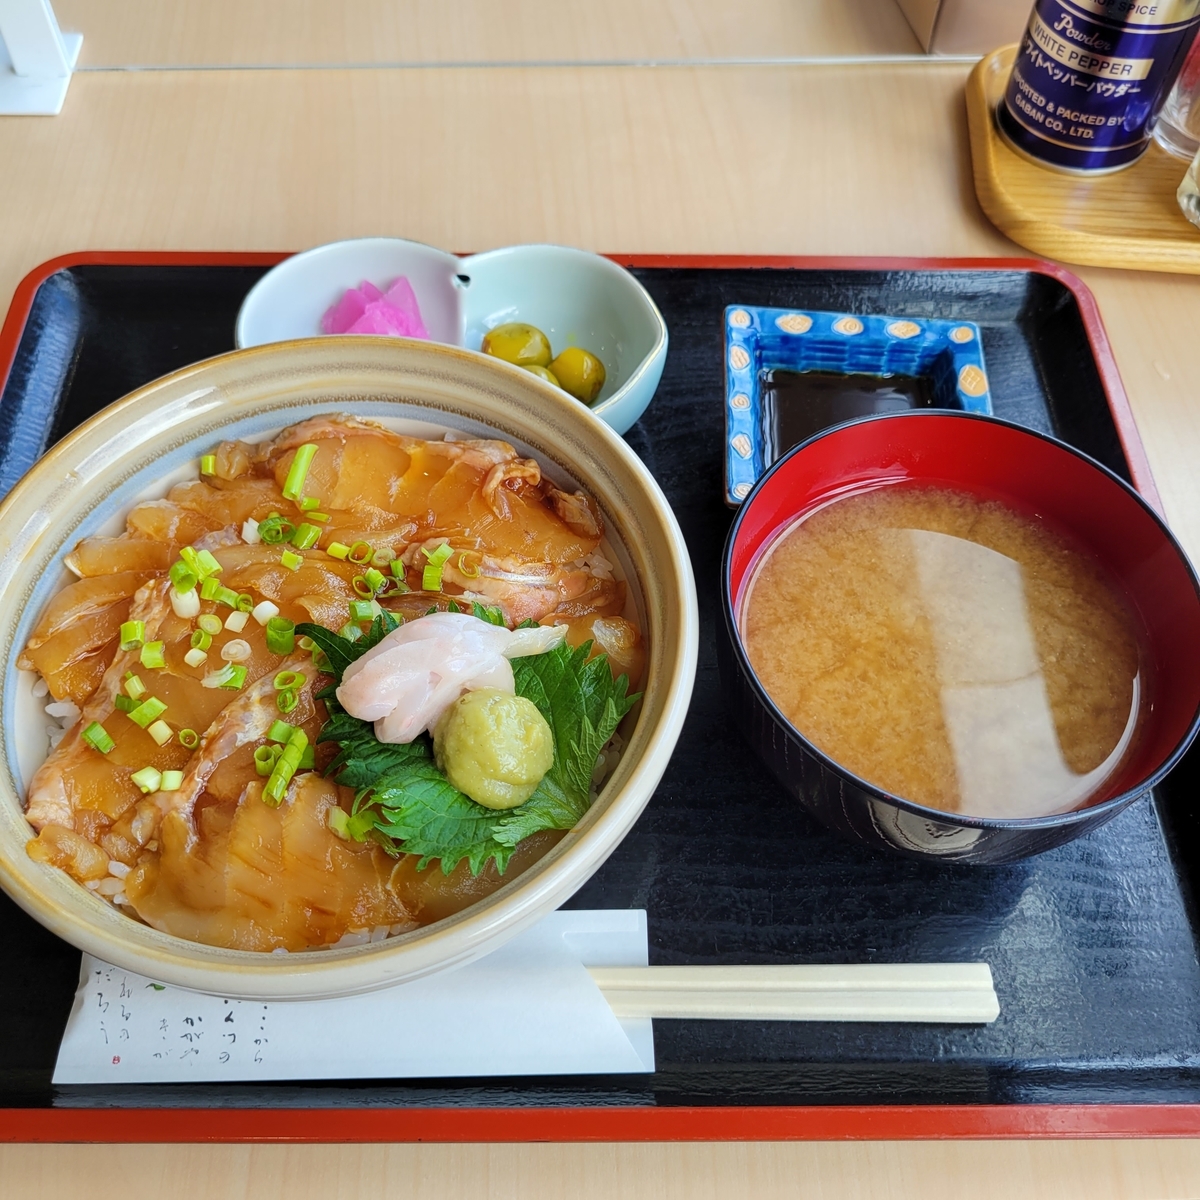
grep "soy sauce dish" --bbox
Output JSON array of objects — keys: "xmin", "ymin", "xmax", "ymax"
[{"xmin": 719, "ymin": 411, "xmax": 1200, "ymax": 864}]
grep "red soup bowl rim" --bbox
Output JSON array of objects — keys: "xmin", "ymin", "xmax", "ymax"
[{"xmin": 721, "ymin": 409, "xmax": 1200, "ymax": 831}]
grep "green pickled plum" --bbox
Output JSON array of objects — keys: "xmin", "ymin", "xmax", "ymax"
[
  {"xmin": 481, "ymin": 323, "xmax": 552, "ymax": 368},
  {"xmin": 548, "ymin": 347, "xmax": 606, "ymax": 404}
]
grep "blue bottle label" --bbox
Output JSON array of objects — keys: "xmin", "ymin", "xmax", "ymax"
[{"xmin": 1000, "ymin": 0, "xmax": 1200, "ymax": 171}]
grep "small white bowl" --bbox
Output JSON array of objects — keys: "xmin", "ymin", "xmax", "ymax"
[{"xmin": 235, "ymin": 239, "xmax": 668, "ymax": 435}]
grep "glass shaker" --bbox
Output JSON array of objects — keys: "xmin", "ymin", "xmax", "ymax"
[{"xmin": 1156, "ymin": 33, "xmax": 1200, "ymax": 160}]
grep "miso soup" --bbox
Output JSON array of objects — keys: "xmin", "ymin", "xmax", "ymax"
[{"xmin": 740, "ymin": 486, "xmax": 1144, "ymax": 819}]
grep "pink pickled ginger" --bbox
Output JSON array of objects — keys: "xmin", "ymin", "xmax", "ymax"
[{"xmin": 321, "ymin": 276, "xmax": 430, "ymax": 339}]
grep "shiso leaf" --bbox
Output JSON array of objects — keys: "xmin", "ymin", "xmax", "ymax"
[{"xmin": 298, "ymin": 613, "xmax": 639, "ymax": 875}]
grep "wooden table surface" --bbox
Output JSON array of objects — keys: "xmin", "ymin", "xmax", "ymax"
[{"xmin": 3, "ymin": 3, "xmax": 1200, "ymax": 1195}]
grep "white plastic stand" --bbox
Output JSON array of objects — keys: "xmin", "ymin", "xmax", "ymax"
[{"xmin": 0, "ymin": 0, "xmax": 81, "ymax": 116}]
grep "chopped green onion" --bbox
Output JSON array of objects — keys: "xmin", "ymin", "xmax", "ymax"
[
  {"xmin": 128, "ymin": 697, "xmax": 167, "ymax": 728},
  {"xmin": 169, "ymin": 560, "xmax": 198, "ymax": 593},
  {"xmin": 147, "ymin": 719, "xmax": 173, "ymax": 746},
  {"xmin": 273, "ymin": 670, "xmax": 304, "ymax": 691},
  {"xmin": 160, "ymin": 770, "xmax": 184, "ymax": 792},
  {"xmin": 200, "ymin": 577, "xmax": 220, "ymax": 600},
  {"xmin": 254, "ymin": 744, "xmax": 281, "ymax": 776},
  {"xmin": 170, "ymin": 587, "xmax": 201, "ymax": 619},
  {"xmin": 312, "ymin": 648, "xmax": 331, "ymax": 672},
  {"xmin": 179, "ymin": 728, "xmax": 200, "ymax": 749},
  {"xmin": 82, "ymin": 722, "xmax": 115, "ymax": 754},
  {"xmin": 299, "ymin": 496, "xmax": 321, "ymax": 512},
  {"xmin": 195, "ymin": 549, "xmax": 222, "ymax": 577},
  {"xmin": 131, "ymin": 766, "xmax": 162, "ymax": 794},
  {"xmin": 371, "ymin": 547, "xmax": 393, "ymax": 567},
  {"xmin": 179, "ymin": 546, "xmax": 201, "ymax": 574},
  {"xmin": 296, "ymin": 635, "xmax": 314, "ymax": 651},
  {"xmin": 282, "ymin": 443, "xmax": 318, "ymax": 502},
  {"xmin": 308, "ymin": 512, "xmax": 330, "ymax": 524},
  {"xmin": 291, "ymin": 523, "xmax": 321, "ymax": 550},
  {"xmin": 327, "ymin": 542, "xmax": 350, "ymax": 560},
  {"xmin": 364, "ymin": 567, "xmax": 386, "ymax": 594},
  {"xmin": 266, "ymin": 720, "xmax": 295, "ymax": 744},
  {"xmin": 139, "ymin": 641, "xmax": 166, "ymax": 669},
  {"xmin": 236, "ymin": 592, "xmax": 254, "ymax": 613},
  {"xmin": 119, "ymin": 621, "xmax": 145, "ymax": 652},
  {"xmin": 191, "ymin": 629, "xmax": 212, "ymax": 651},
  {"xmin": 242, "ymin": 518, "xmax": 261, "ymax": 544},
  {"xmin": 276, "ymin": 689, "xmax": 298, "ymax": 714},
  {"xmin": 457, "ymin": 552, "xmax": 481, "ymax": 578},
  {"xmin": 299, "ymin": 745, "xmax": 316, "ymax": 770},
  {"xmin": 420, "ymin": 542, "xmax": 453, "ymax": 592},
  {"xmin": 224, "ymin": 609, "xmax": 249, "ymax": 633},
  {"xmin": 124, "ymin": 674, "xmax": 146, "ymax": 700},
  {"xmin": 280, "ymin": 549, "xmax": 303, "ymax": 571},
  {"xmin": 197, "ymin": 614, "xmax": 223, "ymax": 636},
  {"xmin": 389, "ymin": 559, "xmax": 405, "ymax": 576},
  {"xmin": 339, "ymin": 622, "xmax": 364, "ymax": 642},
  {"xmin": 251, "ymin": 600, "xmax": 280, "ymax": 626},
  {"xmin": 202, "ymin": 663, "xmax": 247, "ymax": 690},
  {"xmin": 257, "ymin": 515, "xmax": 294, "ymax": 544},
  {"xmin": 199, "ymin": 455, "xmax": 216, "ymax": 476},
  {"xmin": 183, "ymin": 647, "xmax": 208, "ymax": 668},
  {"xmin": 327, "ymin": 807, "xmax": 351, "ymax": 839},
  {"xmin": 114, "ymin": 694, "xmax": 136, "ymax": 713},
  {"xmin": 266, "ymin": 617, "xmax": 295, "ymax": 655},
  {"xmin": 220, "ymin": 638, "xmax": 251, "ymax": 662},
  {"xmin": 389, "ymin": 561, "xmax": 411, "ymax": 592},
  {"xmin": 215, "ymin": 585, "xmax": 240, "ymax": 608},
  {"xmin": 351, "ymin": 575, "xmax": 373, "ymax": 598},
  {"xmin": 348, "ymin": 541, "xmax": 372, "ymax": 565},
  {"xmin": 348, "ymin": 599, "xmax": 376, "ymax": 622},
  {"xmin": 262, "ymin": 727, "xmax": 308, "ymax": 805}
]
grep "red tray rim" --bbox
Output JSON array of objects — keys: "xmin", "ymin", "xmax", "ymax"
[
  {"xmin": 0, "ymin": 250, "xmax": 1162, "ymax": 516},
  {"xmin": 0, "ymin": 250, "xmax": 1183, "ymax": 1143}
]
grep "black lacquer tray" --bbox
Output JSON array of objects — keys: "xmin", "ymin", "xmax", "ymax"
[{"xmin": 0, "ymin": 252, "xmax": 1197, "ymax": 1143}]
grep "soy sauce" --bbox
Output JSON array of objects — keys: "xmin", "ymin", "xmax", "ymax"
[{"xmin": 761, "ymin": 369, "xmax": 936, "ymax": 461}]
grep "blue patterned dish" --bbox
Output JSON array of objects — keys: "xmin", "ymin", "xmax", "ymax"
[{"xmin": 724, "ymin": 305, "xmax": 993, "ymax": 504}]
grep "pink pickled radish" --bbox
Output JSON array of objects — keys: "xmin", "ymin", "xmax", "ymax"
[{"xmin": 320, "ymin": 277, "xmax": 430, "ymax": 339}]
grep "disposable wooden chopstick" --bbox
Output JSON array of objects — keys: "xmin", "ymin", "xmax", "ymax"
[{"xmin": 588, "ymin": 963, "xmax": 999, "ymax": 1024}]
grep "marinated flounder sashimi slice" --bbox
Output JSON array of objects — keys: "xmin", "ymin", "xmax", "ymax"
[
  {"xmin": 550, "ymin": 614, "xmax": 646, "ymax": 690},
  {"xmin": 125, "ymin": 775, "xmax": 415, "ymax": 951},
  {"xmin": 255, "ymin": 417, "xmax": 603, "ymax": 564},
  {"xmin": 26, "ymin": 578, "xmax": 174, "ymax": 831},
  {"xmin": 64, "ymin": 537, "xmax": 176, "ymax": 578},
  {"xmin": 20, "ymin": 572, "xmax": 154, "ymax": 705},
  {"xmin": 159, "ymin": 655, "xmax": 321, "ymax": 824},
  {"xmin": 19, "ymin": 599, "xmax": 130, "ymax": 688},
  {"xmin": 387, "ymin": 828, "xmax": 566, "ymax": 925},
  {"xmin": 169, "ymin": 477, "xmax": 284, "ymax": 528},
  {"xmin": 21, "ymin": 571, "xmax": 152, "ymax": 652},
  {"xmin": 124, "ymin": 500, "xmax": 214, "ymax": 544}
]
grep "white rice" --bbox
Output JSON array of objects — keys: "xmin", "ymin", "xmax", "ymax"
[{"xmin": 43, "ymin": 696, "xmax": 80, "ymax": 751}]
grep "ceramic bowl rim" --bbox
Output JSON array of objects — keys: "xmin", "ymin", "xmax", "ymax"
[
  {"xmin": 721, "ymin": 408, "xmax": 1200, "ymax": 832},
  {"xmin": 0, "ymin": 336, "xmax": 698, "ymax": 997}
]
